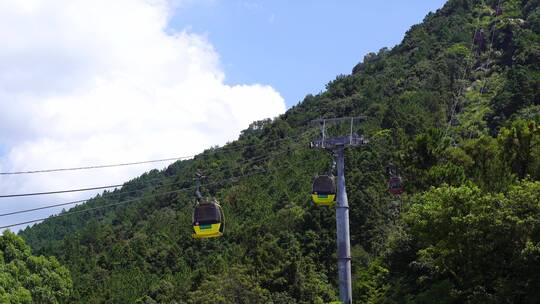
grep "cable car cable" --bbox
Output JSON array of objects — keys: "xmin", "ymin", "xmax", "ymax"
[
  {"xmin": 0, "ymin": 132, "xmax": 305, "ymax": 176},
  {"xmin": 0, "ymin": 168, "xmax": 267, "ymax": 230},
  {"xmin": 439, "ymin": 0, "xmax": 502, "ymax": 148},
  {"xmin": 0, "ymin": 184, "xmax": 125, "ymax": 198},
  {"xmin": 0, "ymin": 136, "xmax": 313, "ymax": 217},
  {"xmin": 0, "ymin": 198, "xmax": 94, "ymax": 218},
  {"xmin": 0, "ymin": 152, "xmax": 275, "ymax": 199},
  {"xmin": 0, "ymin": 151, "xmax": 281, "ymax": 215},
  {"xmin": 479, "ymin": 0, "xmax": 503, "ymax": 93},
  {"xmin": 0, "ymin": 152, "xmax": 279, "ymax": 217},
  {"xmin": 1, "ymin": 136, "xmax": 313, "ymax": 230},
  {"xmin": 0, "ymin": 131, "xmax": 312, "ymax": 199},
  {"xmin": 0, "ymin": 156, "xmax": 193, "ymax": 175}
]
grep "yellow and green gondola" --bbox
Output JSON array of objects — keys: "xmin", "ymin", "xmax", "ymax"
[
  {"xmin": 311, "ymin": 175, "xmax": 336, "ymax": 206},
  {"xmin": 192, "ymin": 200, "xmax": 224, "ymax": 239}
]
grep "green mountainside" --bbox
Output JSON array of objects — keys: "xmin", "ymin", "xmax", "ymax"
[
  {"xmin": 15, "ymin": 0, "xmax": 540, "ymax": 302},
  {"xmin": 0, "ymin": 231, "xmax": 72, "ymax": 303}
]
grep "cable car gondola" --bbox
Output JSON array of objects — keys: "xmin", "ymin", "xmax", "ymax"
[
  {"xmin": 192, "ymin": 199, "xmax": 224, "ymax": 239},
  {"xmin": 474, "ymin": 29, "xmax": 486, "ymax": 53},
  {"xmin": 388, "ymin": 176, "xmax": 404, "ymax": 196},
  {"xmin": 494, "ymin": 4, "xmax": 503, "ymax": 16},
  {"xmin": 312, "ymin": 175, "xmax": 336, "ymax": 206}
]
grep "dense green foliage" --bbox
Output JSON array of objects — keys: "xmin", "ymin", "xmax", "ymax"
[
  {"xmin": 0, "ymin": 231, "xmax": 72, "ymax": 303},
  {"xmin": 396, "ymin": 181, "xmax": 540, "ymax": 303},
  {"xmin": 18, "ymin": 0, "xmax": 540, "ymax": 302}
]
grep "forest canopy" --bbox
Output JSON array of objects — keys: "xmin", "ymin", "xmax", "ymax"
[{"xmin": 0, "ymin": 231, "xmax": 72, "ymax": 303}]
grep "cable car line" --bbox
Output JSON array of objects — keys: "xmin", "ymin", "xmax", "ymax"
[
  {"xmin": 0, "ymin": 132, "xmax": 312, "ymax": 199},
  {"xmin": 0, "ymin": 134, "xmax": 303, "ymax": 176},
  {"xmin": 479, "ymin": 0, "xmax": 503, "ymax": 94},
  {"xmin": 0, "ymin": 152, "xmax": 278, "ymax": 217},
  {"xmin": 0, "ymin": 131, "xmax": 314, "ymax": 229},
  {"xmin": 442, "ymin": 24, "xmax": 483, "ymax": 141},
  {"xmin": 444, "ymin": 0, "xmax": 487, "ymax": 131},
  {"xmin": 0, "ymin": 153, "xmax": 268, "ymax": 199},
  {"xmin": 440, "ymin": 0, "xmax": 503, "ymax": 147},
  {"xmin": 0, "ymin": 136, "xmax": 313, "ymax": 218},
  {"xmin": 0, "ymin": 189, "xmax": 189, "ymax": 230},
  {"xmin": 0, "ymin": 171, "xmax": 251, "ymax": 229},
  {"xmin": 0, "ymin": 157, "xmax": 192, "ymax": 175},
  {"xmin": 0, "ymin": 169, "xmax": 267, "ymax": 230},
  {"xmin": 0, "ymin": 184, "xmax": 125, "ymax": 198},
  {"xmin": 0, "ymin": 132, "xmax": 315, "ymax": 229},
  {"xmin": 0, "ymin": 198, "xmax": 89, "ymax": 217}
]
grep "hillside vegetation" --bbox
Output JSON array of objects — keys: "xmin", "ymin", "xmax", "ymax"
[
  {"xmin": 17, "ymin": 0, "xmax": 540, "ymax": 303},
  {"xmin": 0, "ymin": 231, "xmax": 72, "ymax": 303}
]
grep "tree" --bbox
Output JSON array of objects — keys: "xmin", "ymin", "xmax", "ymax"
[
  {"xmin": 400, "ymin": 181, "xmax": 540, "ymax": 303},
  {"xmin": 0, "ymin": 231, "xmax": 72, "ymax": 303},
  {"xmin": 187, "ymin": 266, "xmax": 270, "ymax": 304},
  {"xmin": 498, "ymin": 119, "xmax": 540, "ymax": 178}
]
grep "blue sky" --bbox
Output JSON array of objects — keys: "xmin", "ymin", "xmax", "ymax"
[{"xmin": 169, "ymin": 0, "xmax": 447, "ymax": 107}]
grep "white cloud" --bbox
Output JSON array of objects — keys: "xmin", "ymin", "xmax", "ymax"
[{"xmin": 0, "ymin": 0, "xmax": 285, "ymax": 231}]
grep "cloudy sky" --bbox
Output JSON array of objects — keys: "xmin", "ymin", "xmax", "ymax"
[{"xmin": 0, "ymin": 0, "xmax": 445, "ymax": 231}]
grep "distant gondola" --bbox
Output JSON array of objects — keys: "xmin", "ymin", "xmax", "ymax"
[
  {"xmin": 494, "ymin": 4, "xmax": 503, "ymax": 16},
  {"xmin": 312, "ymin": 175, "xmax": 336, "ymax": 206},
  {"xmin": 474, "ymin": 29, "xmax": 487, "ymax": 53},
  {"xmin": 388, "ymin": 176, "xmax": 404, "ymax": 196},
  {"xmin": 192, "ymin": 199, "xmax": 224, "ymax": 239}
]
